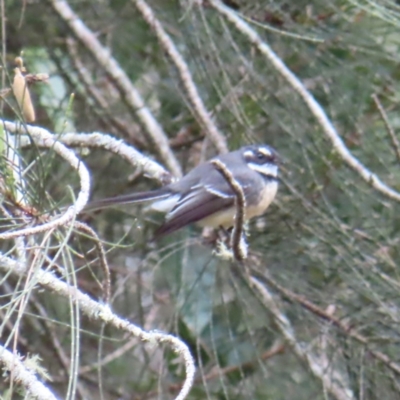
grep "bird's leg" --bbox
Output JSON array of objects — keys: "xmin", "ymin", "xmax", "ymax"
[
  {"xmin": 201, "ymin": 226, "xmax": 229, "ymax": 245},
  {"xmin": 201, "ymin": 226, "xmax": 219, "ymax": 245}
]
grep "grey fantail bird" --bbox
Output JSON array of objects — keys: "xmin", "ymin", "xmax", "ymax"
[{"xmin": 85, "ymin": 144, "xmax": 279, "ymax": 237}]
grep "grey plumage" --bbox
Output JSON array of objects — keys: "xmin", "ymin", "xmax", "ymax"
[{"xmin": 85, "ymin": 145, "xmax": 279, "ymax": 237}]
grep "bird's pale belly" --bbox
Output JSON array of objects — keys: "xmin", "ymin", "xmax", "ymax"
[{"xmin": 198, "ymin": 181, "xmax": 278, "ymax": 229}]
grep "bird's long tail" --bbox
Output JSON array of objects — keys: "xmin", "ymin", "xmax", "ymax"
[{"xmin": 84, "ymin": 188, "xmax": 171, "ymax": 212}]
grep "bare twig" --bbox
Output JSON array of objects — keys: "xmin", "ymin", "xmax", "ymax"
[
  {"xmin": 18, "ymin": 130, "xmax": 172, "ymax": 184},
  {"xmin": 249, "ymin": 276, "xmax": 353, "ymax": 400},
  {"xmin": 50, "ymin": 0, "xmax": 182, "ymax": 178},
  {"xmin": 75, "ymin": 337, "xmax": 137, "ymax": 376},
  {"xmin": 207, "ymin": 0, "xmax": 400, "ymax": 202},
  {"xmin": 0, "ymin": 343, "xmax": 58, "ymax": 400},
  {"xmin": 372, "ymin": 94, "xmax": 400, "ymax": 163},
  {"xmin": 0, "ymin": 253, "xmax": 195, "ymax": 400},
  {"xmin": 31, "ymin": 299, "xmax": 91, "ymax": 399},
  {"xmin": 65, "ymin": 37, "xmax": 145, "ymax": 148},
  {"xmin": 254, "ymin": 269, "xmax": 400, "ymax": 376},
  {"xmin": 202, "ymin": 341, "xmax": 284, "ymax": 381},
  {"xmin": 211, "ymin": 159, "xmax": 247, "ymax": 260},
  {"xmin": 131, "ymin": 0, "xmax": 228, "ymax": 154},
  {"xmin": 73, "ymin": 221, "xmax": 111, "ymax": 304},
  {"xmin": 0, "ymin": 121, "xmax": 90, "ymax": 240},
  {"xmin": 162, "ymin": 340, "xmax": 284, "ymax": 396}
]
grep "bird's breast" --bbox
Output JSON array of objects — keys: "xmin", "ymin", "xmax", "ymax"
[
  {"xmin": 246, "ymin": 180, "xmax": 278, "ymax": 220},
  {"xmin": 197, "ymin": 207, "xmax": 237, "ymax": 229},
  {"xmin": 198, "ymin": 180, "xmax": 278, "ymax": 229}
]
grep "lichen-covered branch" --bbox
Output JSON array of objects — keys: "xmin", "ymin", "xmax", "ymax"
[
  {"xmin": 0, "ymin": 121, "xmax": 90, "ymax": 240},
  {"xmin": 18, "ymin": 130, "xmax": 172, "ymax": 184},
  {"xmin": 0, "ymin": 344, "xmax": 57, "ymax": 400},
  {"xmin": 0, "ymin": 253, "xmax": 195, "ymax": 400}
]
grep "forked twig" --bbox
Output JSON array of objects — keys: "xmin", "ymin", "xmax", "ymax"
[{"xmin": 254, "ymin": 268, "xmax": 400, "ymax": 376}]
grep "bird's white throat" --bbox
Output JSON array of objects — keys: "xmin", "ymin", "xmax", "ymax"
[{"xmin": 247, "ymin": 162, "xmax": 278, "ymax": 178}]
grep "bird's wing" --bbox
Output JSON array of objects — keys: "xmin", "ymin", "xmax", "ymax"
[{"xmin": 154, "ymin": 185, "xmax": 235, "ymax": 237}]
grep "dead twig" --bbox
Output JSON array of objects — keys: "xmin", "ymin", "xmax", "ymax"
[{"xmin": 372, "ymin": 93, "xmax": 400, "ymax": 164}]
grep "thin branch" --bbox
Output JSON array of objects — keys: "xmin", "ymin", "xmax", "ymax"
[
  {"xmin": 372, "ymin": 93, "xmax": 400, "ymax": 163},
  {"xmin": 207, "ymin": 0, "xmax": 400, "ymax": 202},
  {"xmin": 162, "ymin": 341, "xmax": 284, "ymax": 396},
  {"xmin": 73, "ymin": 221, "xmax": 111, "ymax": 304},
  {"xmin": 211, "ymin": 159, "xmax": 247, "ymax": 260},
  {"xmin": 0, "ymin": 253, "xmax": 195, "ymax": 400},
  {"xmin": 65, "ymin": 37, "xmax": 145, "ymax": 148},
  {"xmin": 131, "ymin": 0, "xmax": 228, "ymax": 154},
  {"xmin": 75, "ymin": 337, "xmax": 137, "ymax": 376},
  {"xmin": 249, "ymin": 276, "xmax": 353, "ymax": 400},
  {"xmin": 50, "ymin": 0, "xmax": 182, "ymax": 178},
  {"xmin": 31, "ymin": 298, "xmax": 90, "ymax": 399},
  {"xmin": 18, "ymin": 130, "xmax": 172, "ymax": 184},
  {"xmin": 254, "ymin": 269, "xmax": 400, "ymax": 376},
  {"xmin": 0, "ymin": 121, "xmax": 90, "ymax": 240},
  {"xmin": 202, "ymin": 341, "xmax": 284, "ymax": 381},
  {"xmin": 0, "ymin": 344, "xmax": 58, "ymax": 400}
]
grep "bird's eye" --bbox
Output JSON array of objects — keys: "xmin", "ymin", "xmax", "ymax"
[{"xmin": 256, "ymin": 152, "xmax": 266, "ymax": 160}]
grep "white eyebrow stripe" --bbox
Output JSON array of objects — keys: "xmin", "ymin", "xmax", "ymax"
[
  {"xmin": 248, "ymin": 162, "xmax": 278, "ymax": 177},
  {"xmin": 243, "ymin": 150, "xmax": 254, "ymax": 158},
  {"xmin": 258, "ymin": 147, "xmax": 272, "ymax": 157}
]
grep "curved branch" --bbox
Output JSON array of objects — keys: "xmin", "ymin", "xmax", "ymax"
[
  {"xmin": 50, "ymin": 0, "xmax": 182, "ymax": 178},
  {"xmin": 207, "ymin": 0, "xmax": 400, "ymax": 202},
  {"xmin": 0, "ymin": 253, "xmax": 195, "ymax": 400},
  {"xmin": 0, "ymin": 122, "xmax": 90, "ymax": 240},
  {"xmin": 18, "ymin": 131, "xmax": 173, "ymax": 184}
]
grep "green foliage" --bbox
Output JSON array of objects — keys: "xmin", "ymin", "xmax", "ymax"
[{"xmin": 2, "ymin": 0, "xmax": 400, "ymax": 399}]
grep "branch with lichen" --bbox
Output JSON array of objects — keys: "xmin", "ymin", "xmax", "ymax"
[
  {"xmin": 0, "ymin": 121, "xmax": 90, "ymax": 240},
  {"xmin": 0, "ymin": 253, "xmax": 195, "ymax": 400}
]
